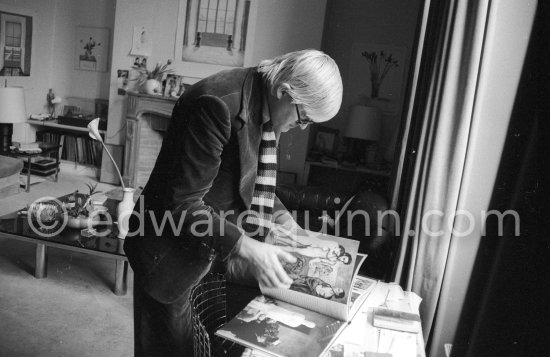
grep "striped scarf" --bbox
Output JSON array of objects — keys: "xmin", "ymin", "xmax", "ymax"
[{"xmin": 245, "ymin": 120, "xmax": 277, "ymax": 239}]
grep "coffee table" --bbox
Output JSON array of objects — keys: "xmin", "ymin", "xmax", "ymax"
[{"xmin": 0, "ymin": 195, "xmax": 129, "ymax": 295}]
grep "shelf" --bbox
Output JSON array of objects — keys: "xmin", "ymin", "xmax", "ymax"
[
  {"xmin": 305, "ymin": 160, "xmax": 391, "ymax": 177},
  {"xmin": 27, "ymin": 119, "xmax": 106, "ymax": 134}
]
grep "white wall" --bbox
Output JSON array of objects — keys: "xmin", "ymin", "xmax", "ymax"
[
  {"xmin": 49, "ymin": 0, "xmax": 115, "ymax": 101},
  {"xmin": 0, "ymin": 0, "xmax": 114, "ymax": 143},
  {"xmin": 0, "ymin": 0, "xmax": 56, "ymax": 142},
  {"xmin": 103, "ymin": 0, "xmax": 327, "ymax": 182}
]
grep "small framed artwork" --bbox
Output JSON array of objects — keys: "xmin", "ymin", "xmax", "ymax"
[
  {"xmin": 163, "ymin": 74, "xmax": 186, "ymax": 97},
  {"xmin": 0, "ymin": 8, "xmax": 33, "ymax": 76},
  {"xmin": 312, "ymin": 127, "xmax": 339, "ymax": 156},
  {"xmin": 75, "ymin": 26, "xmax": 110, "ymax": 72},
  {"xmin": 117, "ymin": 69, "xmax": 129, "ymax": 94},
  {"xmin": 94, "ymin": 99, "xmax": 109, "ymax": 120},
  {"xmin": 62, "ymin": 105, "xmax": 81, "ymax": 117},
  {"xmin": 347, "ymin": 43, "xmax": 407, "ymax": 114},
  {"xmin": 175, "ymin": 0, "xmax": 251, "ymax": 67},
  {"xmin": 163, "ymin": 74, "xmax": 179, "ymax": 97}
]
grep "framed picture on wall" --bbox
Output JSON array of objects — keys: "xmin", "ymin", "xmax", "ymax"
[
  {"xmin": 175, "ymin": 0, "xmax": 251, "ymax": 67},
  {"xmin": 75, "ymin": 26, "xmax": 110, "ymax": 72},
  {"xmin": 0, "ymin": 8, "xmax": 33, "ymax": 76},
  {"xmin": 312, "ymin": 127, "xmax": 339, "ymax": 157},
  {"xmin": 347, "ymin": 43, "xmax": 407, "ymax": 115}
]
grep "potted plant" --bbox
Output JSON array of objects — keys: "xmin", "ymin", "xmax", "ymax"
[
  {"xmin": 88, "ymin": 118, "xmax": 136, "ymax": 239},
  {"xmin": 361, "ymin": 51, "xmax": 399, "ymax": 99},
  {"xmin": 132, "ymin": 59, "xmax": 174, "ymax": 95},
  {"xmin": 64, "ymin": 182, "xmax": 104, "ymax": 229}
]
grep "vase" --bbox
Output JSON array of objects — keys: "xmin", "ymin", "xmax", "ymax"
[
  {"xmin": 370, "ymin": 79, "xmax": 380, "ymax": 99},
  {"xmin": 142, "ymin": 79, "xmax": 161, "ymax": 95},
  {"xmin": 117, "ymin": 188, "xmax": 136, "ymax": 239}
]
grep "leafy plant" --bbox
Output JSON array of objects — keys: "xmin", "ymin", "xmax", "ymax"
[
  {"xmin": 66, "ymin": 182, "xmax": 103, "ymax": 218},
  {"xmin": 132, "ymin": 59, "xmax": 174, "ymax": 85}
]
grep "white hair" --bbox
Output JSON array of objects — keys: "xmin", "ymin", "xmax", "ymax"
[{"xmin": 258, "ymin": 49, "xmax": 343, "ymax": 122}]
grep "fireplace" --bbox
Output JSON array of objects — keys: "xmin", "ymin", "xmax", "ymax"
[{"xmin": 123, "ymin": 92, "xmax": 177, "ymax": 188}]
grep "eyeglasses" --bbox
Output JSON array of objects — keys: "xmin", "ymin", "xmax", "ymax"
[{"xmin": 295, "ymin": 104, "xmax": 315, "ymax": 127}]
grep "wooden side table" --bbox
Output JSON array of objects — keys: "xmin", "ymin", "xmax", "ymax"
[{"xmin": 2, "ymin": 143, "xmax": 61, "ymax": 192}]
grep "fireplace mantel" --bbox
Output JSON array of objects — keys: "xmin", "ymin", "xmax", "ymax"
[{"xmin": 123, "ymin": 92, "xmax": 177, "ymax": 188}]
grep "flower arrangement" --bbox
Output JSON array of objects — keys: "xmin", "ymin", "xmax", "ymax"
[
  {"xmin": 361, "ymin": 51, "xmax": 399, "ymax": 99},
  {"xmin": 66, "ymin": 182, "xmax": 103, "ymax": 218},
  {"xmin": 132, "ymin": 59, "xmax": 174, "ymax": 85},
  {"xmin": 88, "ymin": 118, "xmax": 126, "ymax": 189}
]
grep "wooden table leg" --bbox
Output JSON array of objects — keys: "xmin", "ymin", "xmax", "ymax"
[
  {"xmin": 26, "ymin": 155, "xmax": 32, "ymax": 192},
  {"xmin": 114, "ymin": 259, "xmax": 128, "ymax": 295},
  {"xmin": 35, "ymin": 244, "xmax": 48, "ymax": 278}
]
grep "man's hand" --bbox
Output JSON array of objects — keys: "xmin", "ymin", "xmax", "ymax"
[
  {"xmin": 231, "ymin": 236, "xmax": 297, "ymax": 289},
  {"xmin": 273, "ymin": 211, "xmax": 300, "ymax": 236}
]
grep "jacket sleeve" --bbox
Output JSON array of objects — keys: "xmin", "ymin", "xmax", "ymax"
[{"xmin": 162, "ymin": 94, "xmax": 244, "ymax": 259}]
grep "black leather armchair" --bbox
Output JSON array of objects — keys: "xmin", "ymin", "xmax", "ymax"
[{"xmin": 276, "ymin": 184, "xmax": 392, "ymax": 279}]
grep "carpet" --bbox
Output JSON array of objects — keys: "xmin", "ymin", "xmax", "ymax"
[{"xmin": 0, "ymin": 173, "xmax": 133, "ymax": 356}]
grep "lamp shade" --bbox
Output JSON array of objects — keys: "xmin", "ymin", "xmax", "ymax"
[
  {"xmin": 0, "ymin": 87, "xmax": 27, "ymax": 124},
  {"xmin": 344, "ymin": 105, "xmax": 381, "ymax": 141}
]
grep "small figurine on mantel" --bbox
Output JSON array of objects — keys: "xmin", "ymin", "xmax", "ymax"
[{"xmin": 46, "ymin": 89, "xmax": 62, "ymax": 118}]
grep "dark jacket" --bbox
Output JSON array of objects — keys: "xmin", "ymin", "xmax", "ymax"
[{"xmin": 124, "ymin": 67, "xmax": 286, "ymax": 303}]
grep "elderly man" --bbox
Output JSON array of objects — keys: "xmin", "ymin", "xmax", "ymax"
[{"xmin": 124, "ymin": 49, "xmax": 343, "ymax": 356}]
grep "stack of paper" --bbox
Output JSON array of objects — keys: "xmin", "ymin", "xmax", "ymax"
[{"xmin": 323, "ymin": 282, "xmax": 423, "ymax": 357}]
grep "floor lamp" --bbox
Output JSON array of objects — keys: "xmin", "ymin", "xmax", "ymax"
[
  {"xmin": 0, "ymin": 87, "xmax": 27, "ymax": 152},
  {"xmin": 344, "ymin": 105, "xmax": 381, "ymax": 165}
]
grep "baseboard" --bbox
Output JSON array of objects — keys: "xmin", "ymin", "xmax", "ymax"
[{"xmin": 59, "ymin": 160, "xmax": 100, "ymax": 179}]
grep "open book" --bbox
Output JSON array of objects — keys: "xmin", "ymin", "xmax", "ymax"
[{"xmin": 216, "ymin": 229, "xmax": 377, "ymax": 357}]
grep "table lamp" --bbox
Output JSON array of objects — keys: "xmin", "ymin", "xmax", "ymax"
[
  {"xmin": 344, "ymin": 105, "xmax": 381, "ymax": 164},
  {"xmin": 0, "ymin": 87, "xmax": 27, "ymax": 152}
]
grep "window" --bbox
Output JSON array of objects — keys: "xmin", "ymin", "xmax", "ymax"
[
  {"xmin": 197, "ymin": 0, "xmax": 237, "ymax": 36},
  {"xmin": 0, "ymin": 10, "xmax": 32, "ymax": 76},
  {"xmin": 5, "ymin": 21, "xmax": 21, "ymax": 47},
  {"xmin": 178, "ymin": 0, "xmax": 250, "ymax": 67}
]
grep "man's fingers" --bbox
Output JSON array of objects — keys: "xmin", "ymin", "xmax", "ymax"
[
  {"xmin": 272, "ymin": 259, "xmax": 293, "ymax": 287},
  {"xmin": 262, "ymin": 271, "xmax": 283, "ymax": 289}
]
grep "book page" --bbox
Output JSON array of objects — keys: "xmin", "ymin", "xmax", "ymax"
[
  {"xmin": 262, "ymin": 228, "xmax": 361, "ymax": 320},
  {"xmin": 216, "ymin": 295, "xmax": 345, "ymax": 357},
  {"xmin": 260, "ymin": 284, "xmax": 349, "ymax": 321}
]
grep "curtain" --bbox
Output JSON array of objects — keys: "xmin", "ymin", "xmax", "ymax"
[{"xmin": 390, "ymin": 0, "xmax": 491, "ymax": 340}]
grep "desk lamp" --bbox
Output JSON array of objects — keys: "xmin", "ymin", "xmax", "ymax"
[
  {"xmin": 0, "ymin": 86, "xmax": 27, "ymax": 152},
  {"xmin": 344, "ymin": 105, "xmax": 381, "ymax": 165}
]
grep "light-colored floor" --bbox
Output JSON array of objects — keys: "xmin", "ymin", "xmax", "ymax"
[{"xmin": 0, "ymin": 171, "xmax": 134, "ymax": 357}]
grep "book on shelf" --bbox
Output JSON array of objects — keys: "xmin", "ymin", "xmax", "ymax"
[
  {"xmin": 36, "ymin": 130, "xmax": 102, "ymax": 167},
  {"xmin": 215, "ymin": 229, "xmax": 378, "ymax": 357}
]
